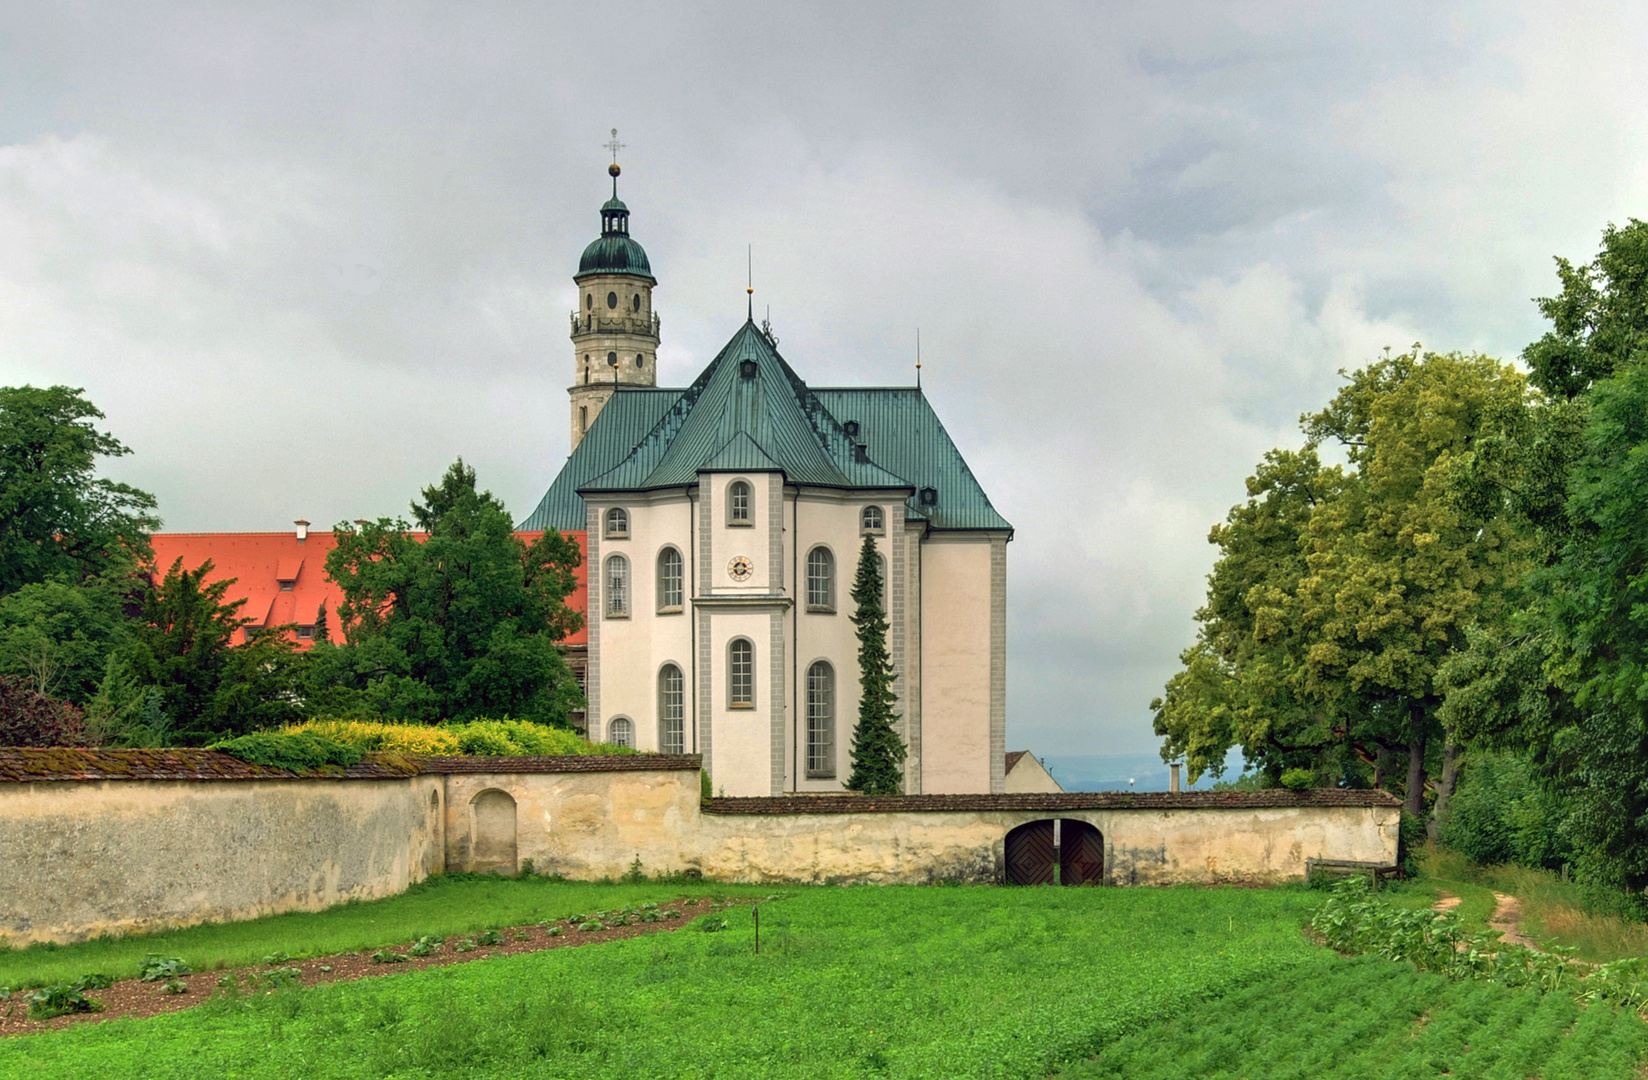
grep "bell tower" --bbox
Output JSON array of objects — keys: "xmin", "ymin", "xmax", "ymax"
[{"xmin": 569, "ymin": 137, "xmax": 659, "ymax": 451}]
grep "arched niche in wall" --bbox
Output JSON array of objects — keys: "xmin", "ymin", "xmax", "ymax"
[{"xmin": 470, "ymin": 788, "xmax": 518, "ymax": 876}]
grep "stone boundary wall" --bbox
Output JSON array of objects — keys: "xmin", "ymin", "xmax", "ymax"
[
  {"xmin": 0, "ymin": 750, "xmax": 1399, "ymax": 945},
  {"xmin": 1, "ymin": 774, "xmax": 444, "ymax": 946}
]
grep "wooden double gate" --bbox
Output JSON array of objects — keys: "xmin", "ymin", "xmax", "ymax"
[{"xmin": 1004, "ymin": 819, "xmax": 1104, "ymax": 886}]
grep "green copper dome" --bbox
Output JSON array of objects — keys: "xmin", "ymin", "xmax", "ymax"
[{"xmin": 577, "ymin": 190, "xmax": 653, "ymax": 280}]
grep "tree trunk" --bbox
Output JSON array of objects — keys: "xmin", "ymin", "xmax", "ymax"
[
  {"xmin": 1427, "ymin": 741, "xmax": 1461, "ymax": 841},
  {"xmin": 1404, "ymin": 726, "xmax": 1428, "ymax": 820},
  {"xmin": 1374, "ymin": 744, "xmax": 1395, "ymax": 789}
]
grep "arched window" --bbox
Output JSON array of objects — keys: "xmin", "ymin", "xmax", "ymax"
[
  {"xmin": 607, "ymin": 717, "xmax": 634, "ymax": 748},
  {"xmin": 579, "ymin": 406, "xmax": 588, "ymax": 432},
  {"xmin": 585, "ymin": 294, "xmax": 592, "ymax": 310},
  {"xmin": 728, "ymin": 480, "xmax": 752, "ymax": 524},
  {"xmin": 606, "ymin": 291, "xmax": 618, "ymax": 309},
  {"xmin": 729, "ymin": 638, "xmax": 754, "ymax": 707},
  {"xmin": 604, "ymin": 507, "xmax": 628, "ymax": 538},
  {"xmin": 632, "ymin": 294, "xmax": 641, "ymax": 312},
  {"xmin": 806, "ymin": 547, "xmax": 835, "ymax": 610},
  {"xmin": 806, "ymin": 661, "xmax": 835, "ymax": 778},
  {"xmin": 658, "ymin": 664, "xmax": 685, "ymax": 754},
  {"xmin": 635, "ymin": 353, "xmax": 645, "ymax": 368},
  {"xmin": 605, "ymin": 555, "xmax": 629, "ymax": 617},
  {"xmin": 861, "ymin": 505, "xmax": 884, "ymax": 533},
  {"xmin": 657, "ymin": 547, "xmax": 684, "ymax": 610}
]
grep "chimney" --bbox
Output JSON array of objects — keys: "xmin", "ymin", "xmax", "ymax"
[
  {"xmin": 1169, "ymin": 763, "xmax": 1182, "ymax": 793},
  {"xmin": 294, "ymin": 519, "xmax": 310, "ymax": 542}
]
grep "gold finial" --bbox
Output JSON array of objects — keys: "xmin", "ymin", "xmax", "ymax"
[{"xmin": 604, "ymin": 129, "xmax": 625, "ymax": 190}]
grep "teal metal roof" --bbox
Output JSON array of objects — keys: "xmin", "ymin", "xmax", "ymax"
[
  {"xmin": 517, "ymin": 389, "xmax": 682, "ymax": 531},
  {"xmin": 518, "ymin": 323, "xmax": 1011, "ymax": 536},
  {"xmin": 580, "ymin": 322, "xmax": 909, "ymax": 493},
  {"xmin": 577, "ymin": 234, "xmax": 653, "ymax": 279},
  {"xmin": 812, "ymin": 388, "xmax": 1012, "ymax": 532}
]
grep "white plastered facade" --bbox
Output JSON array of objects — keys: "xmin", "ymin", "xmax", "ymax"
[{"xmin": 583, "ymin": 475, "xmax": 1009, "ymax": 795}]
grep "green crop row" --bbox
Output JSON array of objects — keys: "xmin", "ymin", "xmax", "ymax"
[
  {"xmin": 1061, "ymin": 952, "xmax": 1648, "ymax": 1079},
  {"xmin": 1, "ymin": 885, "xmax": 1327, "ymax": 1079},
  {"xmin": 0, "ymin": 874, "xmax": 773, "ymax": 990}
]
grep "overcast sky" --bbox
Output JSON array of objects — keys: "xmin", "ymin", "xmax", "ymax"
[{"xmin": 2, "ymin": 2, "xmax": 1645, "ymax": 758}]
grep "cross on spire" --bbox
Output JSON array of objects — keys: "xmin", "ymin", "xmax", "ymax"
[{"xmin": 604, "ymin": 128, "xmax": 625, "ymax": 164}]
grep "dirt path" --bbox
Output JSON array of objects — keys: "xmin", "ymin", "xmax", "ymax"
[
  {"xmin": 1431, "ymin": 889, "xmax": 1539, "ymax": 951},
  {"xmin": 1489, "ymin": 891, "xmax": 1538, "ymax": 950},
  {"xmin": 0, "ymin": 895, "xmax": 759, "ymax": 1038}
]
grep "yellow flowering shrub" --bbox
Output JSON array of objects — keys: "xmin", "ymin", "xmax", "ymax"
[{"xmin": 282, "ymin": 717, "xmax": 630, "ymax": 757}]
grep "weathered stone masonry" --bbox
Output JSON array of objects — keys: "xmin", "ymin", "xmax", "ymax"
[{"xmin": 0, "ymin": 749, "xmax": 1399, "ymax": 945}]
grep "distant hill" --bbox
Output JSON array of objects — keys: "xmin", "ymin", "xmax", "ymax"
[{"xmin": 1040, "ymin": 751, "xmax": 1242, "ymax": 793}]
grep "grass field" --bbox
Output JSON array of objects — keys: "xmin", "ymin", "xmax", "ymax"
[
  {"xmin": 1418, "ymin": 847, "xmax": 1648, "ymax": 964},
  {"xmin": 3, "ymin": 879, "xmax": 1644, "ymax": 1079},
  {"xmin": 0, "ymin": 875, "xmax": 774, "ymax": 990}
]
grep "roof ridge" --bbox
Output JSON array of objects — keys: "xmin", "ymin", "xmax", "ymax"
[{"xmin": 579, "ymin": 322, "xmax": 910, "ymax": 494}]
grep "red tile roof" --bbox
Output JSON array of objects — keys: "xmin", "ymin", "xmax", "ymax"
[
  {"xmin": 702, "ymin": 789, "xmax": 1402, "ymax": 814},
  {"xmin": 149, "ymin": 529, "xmax": 588, "ymax": 649},
  {"xmin": 1004, "ymin": 750, "xmax": 1027, "ymax": 772}
]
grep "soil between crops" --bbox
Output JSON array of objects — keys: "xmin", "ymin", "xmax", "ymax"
[{"xmin": 0, "ymin": 897, "xmax": 755, "ymax": 1037}]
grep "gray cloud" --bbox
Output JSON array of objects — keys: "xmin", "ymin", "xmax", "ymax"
[{"xmin": 1, "ymin": 1, "xmax": 1644, "ymax": 757}]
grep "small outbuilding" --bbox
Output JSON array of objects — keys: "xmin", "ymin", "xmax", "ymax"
[{"xmin": 1004, "ymin": 751, "xmax": 1062, "ymax": 794}]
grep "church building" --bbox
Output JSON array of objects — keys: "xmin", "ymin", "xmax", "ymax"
[{"xmin": 519, "ymin": 164, "xmax": 1013, "ymax": 796}]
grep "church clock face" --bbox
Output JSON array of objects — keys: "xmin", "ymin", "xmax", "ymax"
[{"xmin": 727, "ymin": 555, "xmax": 753, "ymax": 582}]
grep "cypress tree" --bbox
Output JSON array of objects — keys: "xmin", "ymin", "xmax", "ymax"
[{"xmin": 845, "ymin": 534, "xmax": 906, "ymax": 794}]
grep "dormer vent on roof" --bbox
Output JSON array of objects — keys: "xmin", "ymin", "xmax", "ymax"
[{"xmin": 739, "ymin": 358, "xmax": 758, "ymax": 379}]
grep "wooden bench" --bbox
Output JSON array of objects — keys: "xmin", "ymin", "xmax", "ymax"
[{"xmin": 1306, "ymin": 858, "xmax": 1402, "ymax": 885}]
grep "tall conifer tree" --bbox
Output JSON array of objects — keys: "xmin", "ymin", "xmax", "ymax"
[{"xmin": 845, "ymin": 534, "xmax": 905, "ymax": 794}]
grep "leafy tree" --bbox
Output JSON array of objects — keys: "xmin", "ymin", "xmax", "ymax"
[
  {"xmin": 126, "ymin": 558, "xmax": 301, "ymax": 742},
  {"xmin": 317, "ymin": 459, "xmax": 584, "ymax": 725},
  {"xmin": 1521, "ymin": 219, "xmax": 1648, "ymax": 400},
  {"xmin": 844, "ymin": 535, "xmax": 905, "ymax": 794},
  {"xmin": 0, "ymin": 386, "xmax": 157, "ymax": 595},
  {"xmin": 1156, "ymin": 351, "xmax": 1533, "ymax": 822},
  {"xmin": 1436, "ymin": 221, "xmax": 1648, "ymax": 893},
  {"xmin": 0, "ymin": 577, "xmax": 133, "ymax": 705},
  {"xmin": 1516, "ymin": 363, "xmax": 1648, "ymax": 891}
]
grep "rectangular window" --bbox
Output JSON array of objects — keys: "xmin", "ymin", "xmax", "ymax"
[
  {"xmin": 729, "ymin": 639, "xmax": 754, "ymax": 707},
  {"xmin": 806, "ymin": 548, "xmax": 834, "ymax": 610},
  {"xmin": 658, "ymin": 548, "xmax": 683, "ymax": 610},
  {"xmin": 728, "ymin": 481, "xmax": 752, "ymax": 524},
  {"xmin": 659, "ymin": 665, "xmax": 685, "ymax": 754},
  {"xmin": 606, "ymin": 556, "xmax": 629, "ymax": 617},
  {"xmin": 807, "ymin": 662, "xmax": 835, "ymax": 778}
]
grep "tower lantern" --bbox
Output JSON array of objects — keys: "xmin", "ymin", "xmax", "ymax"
[{"xmin": 568, "ymin": 136, "xmax": 659, "ymax": 450}]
